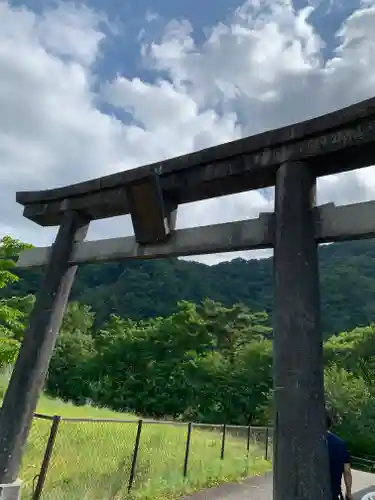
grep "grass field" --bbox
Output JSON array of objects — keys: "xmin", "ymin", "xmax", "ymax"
[{"xmin": 19, "ymin": 395, "xmax": 271, "ymax": 500}]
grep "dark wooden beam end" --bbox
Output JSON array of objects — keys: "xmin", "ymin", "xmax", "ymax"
[{"xmin": 126, "ymin": 172, "xmax": 177, "ymax": 245}]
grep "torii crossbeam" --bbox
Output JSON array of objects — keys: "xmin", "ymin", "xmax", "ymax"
[{"xmin": 3, "ymin": 96, "xmax": 375, "ymax": 500}]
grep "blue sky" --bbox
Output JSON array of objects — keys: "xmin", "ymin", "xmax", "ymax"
[
  {"xmin": 1, "ymin": 0, "xmax": 375, "ymax": 263},
  {"xmin": 10, "ymin": 0, "xmax": 360, "ymax": 81}
]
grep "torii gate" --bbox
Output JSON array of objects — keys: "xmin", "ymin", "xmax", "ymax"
[{"xmin": 2, "ymin": 96, "xmax": 375, "ymax": 500}]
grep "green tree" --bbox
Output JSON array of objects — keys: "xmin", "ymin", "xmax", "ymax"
[
  {"xmin": 0, "ymin": 236, "xmax": 33, "ymax": 367},
  {"xmin": 46, "ymin": 302, "xmax": 96, "ymax": 404},
  {"xmin": 325, "ymin": 365, "xmax": 375, "ymax": 456},
  {"xmin": 323, "ymin": 326, "xmax": 375, "ymax": 456},
  {"xmin": 84, "ymin": 300, "xmax": 273, "ymax": 424},
  {"xmin": 199, "ymin": 299, "xmax": 271, "ymax": 355}
]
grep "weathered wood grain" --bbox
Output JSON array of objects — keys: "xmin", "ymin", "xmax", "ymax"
[
  {"xmin": 273, "ymin": 162, "xmax": 330, "ymax": 500},
  {"xmin": 16, "ymin": 214, "xmax": 274, "ymax": 268},
  {"xmin": 16, "ymin": 200, "xmax": 375, "ymax": 268},
  {"xmin": 0, "ymin": 212, "xmax": 89, "ymax": 483}
]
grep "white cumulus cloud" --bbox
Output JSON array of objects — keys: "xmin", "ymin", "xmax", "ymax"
[{"xmin": 1, "ymin": 0, "xmax": 375, "ymax": 263}]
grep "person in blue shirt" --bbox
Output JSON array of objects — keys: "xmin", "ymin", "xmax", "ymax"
[{"xmin": 326, "ymin": 412, "xmax": 353, "ymax": 500}]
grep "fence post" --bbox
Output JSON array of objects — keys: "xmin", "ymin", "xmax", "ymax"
[
  {"xmin": 128, "ymin": 419, "xmax": 143, "ymax": 493},
  {"xmin": 32, "ymin": 415, "xmax": 61, "ymax": 500},
  {"xmin": 246, "ymin": 425, "xmax": 251, "ymax": 454},
  {"xmin": 183, "ymin": 422, "xmax": 192, "ymax": 478},
  {"xmin": 220, "ymin": 424, "xmax": 227, "ymax": 460},
  {"xmin": 265, "ymin": 427, "xmax": 269, "ymax": 460}
]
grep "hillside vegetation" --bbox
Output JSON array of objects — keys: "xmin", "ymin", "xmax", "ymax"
[{"xmin": 4, "ymin": 239, "xmax": 375, "ymax": 335}]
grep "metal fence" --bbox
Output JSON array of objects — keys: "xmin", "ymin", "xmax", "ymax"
[
  {"xmin": 351, "ymin": 452, "xmax": 375, "ymax": 473},
  {"xmin": 20, "ymin": 413, "xmax": 273, "ymax": 500}
]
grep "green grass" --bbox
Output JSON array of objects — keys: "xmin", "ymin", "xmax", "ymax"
[
  {"xmin": 0, "ymin": 369, "xmax": 271, "ymax": 500},
  {"xmin": 19, "ymin": 395, "xmax": 271, "ymax": 500},
  {"xmin": 35, "ymin": 395, "xmax": 137, "ymax": 420}
]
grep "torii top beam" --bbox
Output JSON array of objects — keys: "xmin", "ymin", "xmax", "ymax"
[{"xmin": 16, "ymin": 96, "xmax": 375, "ymax": 227}]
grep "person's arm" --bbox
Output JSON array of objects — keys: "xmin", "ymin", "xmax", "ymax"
[
  {"xmin": 343, "ymin": 443, "xmax": 353, "ymax": 500},
  {"xmin": 343, "ymin": 462, "xmax": 352, "ymax": 500}
]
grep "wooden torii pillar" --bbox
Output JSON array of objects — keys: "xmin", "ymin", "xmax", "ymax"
[
  {"xmin": 2, "ymin": 95, "xmax": 375, "ymax": 499},
  {"xmin": 273, "ymin": 162, "xmax": 329, "ymax": 500},
  {"xmin": 0, "ymin": 212, "xmax": 89, "ymax": 488}
]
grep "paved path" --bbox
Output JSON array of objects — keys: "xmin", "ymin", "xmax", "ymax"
[{"xmin": 182, "ymin": 470, "xmax": 375, "ymax": 500}]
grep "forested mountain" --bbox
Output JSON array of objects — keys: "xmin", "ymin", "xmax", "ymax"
[
  {"xmin": 2, "ymin": 235, "xmax": 375, "ymax": 456},
  {"xmin": 3, "ymin": 238, "xmax": 375, "ymax": 335}
]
